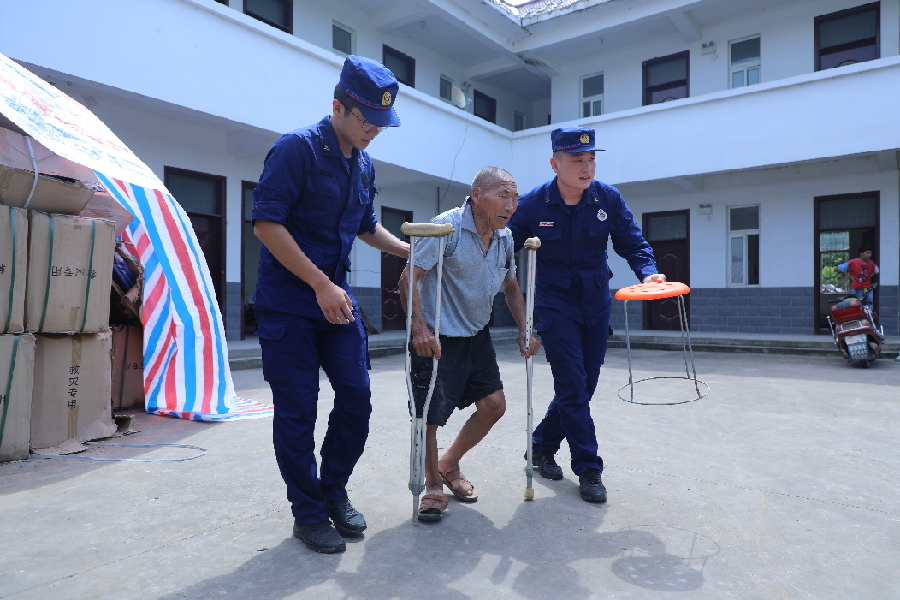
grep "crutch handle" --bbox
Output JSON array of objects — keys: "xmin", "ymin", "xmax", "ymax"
[
  {"xmin": 401, "ymin": 222, "xmax": 455, "ymax": 237},
  {"xmin": 524, "ymin": 237, "xmax": 541, "ymax": 249}
]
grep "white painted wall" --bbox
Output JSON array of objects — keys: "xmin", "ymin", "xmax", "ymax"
[
  {"xmin": 550, "ymin": 0, "xmax": 900, "ymax": 123},
  {"xmin": 3, "ymin": 0, "xmax": 898, "ymax": 304},
  {"xmin": 5, "ymin": 0, "xmax": 897, "ymax": 193},
  {"xmin": 514, "ymin": 57, "xmax": 900, "ymax": 193},
  {"xmin": 0, "ymin": 0, "xmax": 515, "ymax": 184},
  {"xmin": 610, "ymin": 156, "xmax": 899, "ymax": 291}
]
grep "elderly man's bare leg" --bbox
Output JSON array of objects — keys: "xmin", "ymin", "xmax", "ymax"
[{"xmin": 437, "ymin": 389, "xmax": 507, "ymax": 502}]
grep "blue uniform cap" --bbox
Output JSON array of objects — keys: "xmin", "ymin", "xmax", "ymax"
[
  {"xmin": 551, "ymin": 127, "xmax": 604, "ymax": 153},
  {"xmin": 339, "ymin": 55, "xmax": 401, "ymax": 128}
]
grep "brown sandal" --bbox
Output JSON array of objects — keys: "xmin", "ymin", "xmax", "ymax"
[
  {"xmin": 439, "ymin": 469, "xmax": 478, "ymax": 503},
  {"xmin": 418, "ymin": 494, "xmax": 448, "ymax": 521}
]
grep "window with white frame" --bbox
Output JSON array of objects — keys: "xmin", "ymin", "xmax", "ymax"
[
  {"xmin": 729, "ymin": 205, "xmax": 760, "ymax": 286},
  {"xmin": 332, "ymin": 22, "xmax": 353, "ymax": 55},
  {"xmin": 439, "ymin": 76, "xmax": 453, "ymax": 102},
  {"xmin": 730, "ymin": 37, "xmax": 760, "ymax": 88},
  {"xmin": 580, "ymin": 73, "xmax": 604, "ymax": 117}
]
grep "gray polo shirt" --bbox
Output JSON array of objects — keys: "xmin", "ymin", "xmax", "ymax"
[{"xmin": 413, "ymin": 200, "xmax": 516, "ymax": 337}]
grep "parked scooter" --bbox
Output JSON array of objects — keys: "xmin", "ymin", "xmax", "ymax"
[{"xmin": 827, "ymin": 296, "xmax": 884, "ymax": 367}]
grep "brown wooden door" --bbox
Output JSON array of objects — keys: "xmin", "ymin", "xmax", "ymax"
[
  {"xmin": 381, "ymin": 207, "xmax": 413, "ymax": 331},
  {"xmin": 643, "ymin": 210, "xmax": 690, "ymax": 330}
]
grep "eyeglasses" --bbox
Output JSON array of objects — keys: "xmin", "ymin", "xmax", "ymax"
[{"xmin": 347, "ymin": 109, "xmax": 387, "ymax": 134}]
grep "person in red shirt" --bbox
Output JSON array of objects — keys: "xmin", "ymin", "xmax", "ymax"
[{"xmin": 838, "ymin": 245, "xmax": 879, "ymax": 309}]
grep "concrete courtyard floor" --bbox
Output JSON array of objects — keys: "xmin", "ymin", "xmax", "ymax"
[{"xmin": 1, "ymin": 344, "xmax": 898, "ymax": 599}]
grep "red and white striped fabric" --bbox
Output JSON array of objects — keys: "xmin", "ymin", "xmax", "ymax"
[
  {"xmin": 0, "ymin": 52, "xmax": 272, "ymax": 421},
  {"xmin": 101, "ymin": 177, "xmax": 272, "ymax": 420}
]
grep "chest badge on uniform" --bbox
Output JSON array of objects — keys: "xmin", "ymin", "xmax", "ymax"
[
  {"xmin": 596, "ymin": 209, "xmax": 607, "ymax": 222},
  {"xmin": 539, "ymin": 221, "xmax": 554, "ymax": 227}
]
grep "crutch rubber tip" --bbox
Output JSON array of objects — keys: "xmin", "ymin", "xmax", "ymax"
[{"xmin": 524, "ymin": 488, "xmax": 534, "ymax": 500}]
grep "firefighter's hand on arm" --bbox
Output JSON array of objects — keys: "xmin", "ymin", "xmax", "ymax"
[{"xmin": 643, "ymin": 273, "xmax": 667, "ymax": 284}]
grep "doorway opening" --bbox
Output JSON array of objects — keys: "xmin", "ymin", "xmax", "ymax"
[
  {"xmin": 642, "ymin": 210, "xmax": 690, "ymax": 330},
  {"xmin": 815, "ymin": 193, "xmax": 878, "ymax": 333},
  {"xmin": 381, "ymin": 206, "xmax": 413, "ymax": 331}
]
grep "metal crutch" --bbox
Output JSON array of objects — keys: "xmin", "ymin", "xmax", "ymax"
[
  {"xmin": 402, "ymin": 221, "xmax": 455, "ymax": 523},
  {"xmin": 522, "ymin": 237, "xmax": 541, "ymax": 501}
]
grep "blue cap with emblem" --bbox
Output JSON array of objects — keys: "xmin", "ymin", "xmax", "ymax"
[
  {"xmin": 339, "ymin": 55, "xmax": 401, "ymax": 128},
  {"xmin": 551, "ymin": 127, "xmax": 604, "ymax": 153}
]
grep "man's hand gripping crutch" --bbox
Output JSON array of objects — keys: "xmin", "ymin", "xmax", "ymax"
[
  {"xmin": 400, "ymin": 221, "xmax": 455, "ymax": 523},
  {"xmin": 522, "ymin": 237, "xmax": 541, "ymax": 500}
]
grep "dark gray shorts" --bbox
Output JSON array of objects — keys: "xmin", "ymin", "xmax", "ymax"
[{"xmin": 410, "ymin": 325, "xmax": 503, "ymax": 426}]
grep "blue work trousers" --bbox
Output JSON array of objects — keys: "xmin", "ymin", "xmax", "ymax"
[
  {"xmin": 256, "ymin": 308, "xmax": 372, "ymax": 525},
  {"xmin": 533, "ymin": 307, "xmax": 609, "ymax": 475}
]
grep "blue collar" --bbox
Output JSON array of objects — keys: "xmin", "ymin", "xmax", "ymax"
[
  {"xmin": 545, "ymin": 177, "xmax": 599, "ymax": 205},
  {"xmin": 318, "ymin": 116, "xmax": 356, "ymax": 161}
]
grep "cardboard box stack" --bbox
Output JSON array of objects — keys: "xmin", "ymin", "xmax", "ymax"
[
  {"xmin": 25, "ymin": 211, "xmax": 115, "ymax": 333},
  {"xmin": 0, "ymin": 125, "xmax": 98, "ymax": 214},
  {"xmin": 0, "ymin": 333, "xmax": 35, "ymax": 462},
  {"xmin": 79, "ymin": 190, "xmax": 134, "ymax": 238},
  {"xmin": 1, "ymin": 205, "xmax": 27, "ymax": 334},
  {"xmin": 109, "ymin": 243, "xmax": 145, "ymax": 412},
  {"xmin": 110, "ymin": 324, "xmax": 144, "ymax": 410},
  {"xmin": 0, "ymin": 125, "xmax": 124, "ymax": 458},
  {"xmin": 30, "ymin": 332, "xmax": 115, "ymax": 453}
]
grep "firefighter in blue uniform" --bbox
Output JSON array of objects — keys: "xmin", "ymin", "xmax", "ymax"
[
  {"xmin": 252, "ymin": 56, "xmax": 409, "ymax": 553},
  {"xmin": 508, "ymin": 127, "xmax": 664, "ymax": 503}
]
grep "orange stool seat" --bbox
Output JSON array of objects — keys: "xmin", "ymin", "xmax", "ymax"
[
  {"xmin": 615, "ymin": 281, "xmax": 690, "ymax": 301},
  {"xmin": 615, "ymin": 281, "xmax": 707, "ymax": 405}
]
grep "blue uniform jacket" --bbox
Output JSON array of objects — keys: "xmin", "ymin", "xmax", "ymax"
[
  {"xmin": 509, "ymin": 178, "xmax": 657, "ymax": 326},
  {"xmin": 252, "ymin": 116, "xmax": 378, "ymax": 318}
]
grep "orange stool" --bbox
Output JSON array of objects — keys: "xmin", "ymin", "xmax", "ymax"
[{"xmin": 614, "ymin": 282, "xmax": 708, "ymax": 405}]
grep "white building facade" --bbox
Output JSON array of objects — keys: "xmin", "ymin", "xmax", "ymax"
[{"xmin": 2, "ymin": 0, "xmax": 898, "ymax": 338}]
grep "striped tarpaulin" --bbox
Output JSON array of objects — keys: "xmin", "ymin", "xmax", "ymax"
[
  {"xmin": 101, "ymin": 177, "xmax": 271, "ymax": 421},
  {"xmin": 0, "ymin": 52, "xmax": 272, "ymax": 421}
]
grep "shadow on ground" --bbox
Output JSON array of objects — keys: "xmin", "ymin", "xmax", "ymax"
[{"xmin": 157, "ymin": 488, "xmax": 713, "ymax": 600}]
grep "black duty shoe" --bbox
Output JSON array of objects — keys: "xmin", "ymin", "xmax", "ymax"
[
  {"xmin": 325, "ymin": 499, "xmax": 367, "ymax": 537},
  {"xmin": 530, "ymin": 450, "xmax": 563, "ymax": 480},
  {"xmin": 578, "ymin": 468, "xmax": 607, "ymax": 503},
  {"xmin": 293, "ymin": 521, "xmax": 346, "ymax": 553}
]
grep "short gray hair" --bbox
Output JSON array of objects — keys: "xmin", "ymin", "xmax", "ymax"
[{"xmin": 471, "ymin": 166, "xmax": 513, "ymax": 193}]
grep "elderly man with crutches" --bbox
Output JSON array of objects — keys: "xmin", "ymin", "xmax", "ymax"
[{"xmin": 400, "ymin": 166, "xmax": 541, "ymax": 522}]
